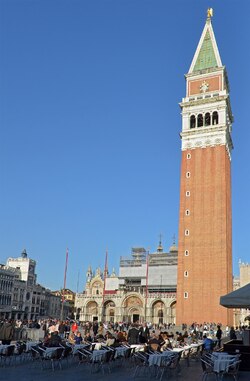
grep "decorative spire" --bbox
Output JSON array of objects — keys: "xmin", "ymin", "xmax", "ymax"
[
  {"xmin": 169, "ymin": 234, "xmax": 178, "ymax": 253},
  {"xmin": 21, "ymin": 249, "xmax": 27, "ymax": 258},
  {"xmin": 157, "ymin": 234, "xmax": 163, "ymax": 253},
  {"xmin": 172, "ymin": 234, "xmax": 176, "ymax": 245},
  {"xmin": 188, "ymin": 8, "xmax": 222, "ymax": 74},
  {"xmin": 86, "ymin": 265, "xmax": 92, "ymax": 282}
]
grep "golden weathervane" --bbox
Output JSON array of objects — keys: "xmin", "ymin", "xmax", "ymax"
[{"xmin": 207, "ymin": 8, "xmax": 213, "ymax": 19}]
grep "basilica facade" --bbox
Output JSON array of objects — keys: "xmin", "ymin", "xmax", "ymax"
[{"xmin": 75, "ymin": 242, "xmax": 177, "ymax": 324}]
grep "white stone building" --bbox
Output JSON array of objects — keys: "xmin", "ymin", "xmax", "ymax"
[{"xmin": 75, "ymin": 242, "xmax": 177, "ymax": 324}]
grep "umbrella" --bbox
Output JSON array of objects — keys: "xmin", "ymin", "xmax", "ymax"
[{"xmin": 220, "ymin": 283, "xmax": 250, "ymax": 308}]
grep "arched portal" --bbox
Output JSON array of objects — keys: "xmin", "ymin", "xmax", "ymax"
[
  {"xmin": 152, "ymin": 300, "xmax": 165, "ymax": 325},
  {"xmin": 85, "ymin": 301, "xmax": 98, "ymax": 321},
  {"xmin": 122, "ymin": 295, "xmax": 144, "ymax": 323},
  {"xmin": 103, "ymin": 300, "xmax": 116, "ymax": 322}
]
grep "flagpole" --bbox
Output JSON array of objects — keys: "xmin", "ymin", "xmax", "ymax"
[
  {"xmin": 60, "ymin": 248, "xmax": 69, "ymax": 321},
  {"xmin": 145, "ymin": 252, "xmax": 149, "ymax": 322},
  {"xmin": 102, "ymin": 250, "xmax": 108, "ymax": 321}
]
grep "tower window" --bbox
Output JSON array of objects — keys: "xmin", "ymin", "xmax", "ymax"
[
  {"xmin": 190, "ymin": 115, "xmax": 196, "ymax": 129},
  {"xmin": 184, "ymin": 271, "xmax": 188, "ymax": 277},
  {"xmin": 212, "ymin": 111, "xmax": 219, "ymax": 125},
  {"xmin": 186, "ymin": 172, "xmax": 191, "ymax": 178},
  {"xmin": 185, "ymin": 210, "xmax": 190, "ymax": 216},
  {"xmin": 186, "ymin": 191, "xmax": 190, "ymax": 197},
  {"xmin": 184, "ymin": 292, "xmax": 188, "ymax": 299},
  {"xmin": 197, "ymin": 114, "xmax": 203, "ymax": 127},
  {"xmin": 187, "ymin": 153, "xmax": 191, "ymax": 159},
  {"xmin": 185, "ymin": 229, "xmax": 189, "ymax": 236},
  {"xmin": 185, "ymin": 250, "xmax": 189, "ymax": 256},
  {"xmin": 205, "ymin": 112, "xmax": 211, "ymax": 126}
]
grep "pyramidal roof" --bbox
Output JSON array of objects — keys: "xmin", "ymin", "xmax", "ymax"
[{"xmin": 188, "ymin": 15, "xmax": 222, "ymax": 74}]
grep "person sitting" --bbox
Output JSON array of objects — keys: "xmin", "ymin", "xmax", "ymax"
[
  {"xmin": 203, "ymin": 334, "xmax": 214, "ymax": 352},
  {"xmin": 42, "ymin": 333, "xmax": 52, "ymax": 347},
  {"xmin": 74, "ymin": 331, "xmax": 83, "ymax": 345},
  {"xmin": 84, "ymin": 332, "xmax": 93, "ymax": 343},
  {"xmin": 148, "ymin": 333, "xmax": 161, "ymax": 352},
  {"xmin": 160, "ymin": 332, "xmax": 172, "ymax": 351},
  {"xmin": 44, "ymin": 331, "xmax": 62, "ymax": 347},
  {"xmin": 105, "ymin": 332, "xmax": 116, "ymax": 347},
  {"xmin": 176, "ymin": 331, "xmax": 184, "ymax": 344},
  {"xmin": 116, "ymin": 330, "xmax": 127, "ymax": 343},
  {"xmin": 68, "ymin": 332, "xmax": 75, "ymax": 345}
]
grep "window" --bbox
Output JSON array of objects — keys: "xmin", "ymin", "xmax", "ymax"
[
  {"xmin": 187, "ymin": 153, "xmax": 191, "ymax": 159},
  {"xmin": 185, "ymin": 209, "xmax": 190, "ymax": 216},
  {"xmin": 184, "ymin": 292, "xmax": 188, "ymax": 299},
  {"xmin": 186, "ymin": 191, "xmax": 190, "ymax": 197},
  {"xmin": 190, "ymin": 115, "xmax": 196, "ymax": 129},
  {"xmin": 197, "ymin": 114, "xmax": 203, "ymax": 127},
  {"xmin": 186, "ymin": 172, "xmax": 190, "ymax": 178},
  {"xmin": 184, "ymin": 271, "xmax": 188, "ymax": 277},
  {"xmin": 185, "ymin": 229, "xmax": 189, "ymax": 236},
  {"xmin": 205, "ymin": 112, "xmax": 211, "ymax": 126},
  {"xmin": 212, "ymin": 111, "xmax": 219, "ymax": 125},
  {"xmin": 185, "ymin": 250, "xmax": 189, "ymax": 256}
]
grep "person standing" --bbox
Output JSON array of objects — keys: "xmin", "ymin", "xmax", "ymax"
[
  {"xmin": 139, "ymin": 322, "xmax": 150, "ymax": 344},
  {"xmin": 229, "ymin": 326, "xmax": 237, "ymax": 340},
  {"xmin": 93, "ymin": 321, "xmax": 99, "ymax": 336},
  {"xmin": 216, "ymin": 325, "xmax": 223, "ymax": 348},
  {"xmin": 127, "ymin": 323, "xmax": 139, "ymax": 345},
  {"xmin": 0, "ymin": 320, "xmax": 15, "ymax": 345}
]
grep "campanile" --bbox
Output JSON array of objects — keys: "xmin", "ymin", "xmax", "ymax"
[{"xmin": 176, "ymin": 9, "xmax": 233, "ymax": 325}]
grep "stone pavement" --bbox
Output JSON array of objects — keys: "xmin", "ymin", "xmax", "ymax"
[{"xmin": 1, "ymin": 356, "xmax": 250, "ymax": 381}]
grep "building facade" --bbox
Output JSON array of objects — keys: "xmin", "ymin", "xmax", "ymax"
[
  {"xmin": 233, "ymin": 262, "xmax": 250, "ymax": 326},
  {"xmin": 75, "ymin": 243, "xmax": 177, "ymax": 324},
  {"xmin": 0, "ymin": 249, "xmax": 62, "ymax": 320},
  {"xmin": 176, "ymin": 11, "xmax": 234, "ymax": 325}
]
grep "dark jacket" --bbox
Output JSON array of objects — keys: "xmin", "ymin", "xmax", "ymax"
[
  {"xmin": 139, "ymin": 326, "xmax": 150, "ymax": 343},
  {"xmin": 127, "ymin": 327, "xmax": 139, "ymax": 345},
  {"xmin": 0, "ymin": 322, "xmax": 15, "ymax": 341}
]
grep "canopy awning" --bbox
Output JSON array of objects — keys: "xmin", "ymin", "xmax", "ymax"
[{"xmin": 220, "ymin": 283, "xmax": 250, "ymax": 308}]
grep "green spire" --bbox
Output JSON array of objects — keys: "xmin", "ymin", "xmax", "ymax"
[{"xmin": 193, "ymin": 29, "xmax": 218, "ymax": 72}]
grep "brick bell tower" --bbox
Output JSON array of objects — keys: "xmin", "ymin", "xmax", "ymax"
[{"xmin": 176, "ymin": 9, "xmax": 233, "ymax": 325}]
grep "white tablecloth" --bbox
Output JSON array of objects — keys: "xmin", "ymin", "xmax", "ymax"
[
  {"xmin": 149, "ymin": 351, "xmax": 176, "ymax": 367},
  {"xmin": 0, "ymin": 345, "xmax": 9, "ymax": 354},
  {"xmin": 91, "ymin": 349, "xmax": 108, "ymax": 362},
  {"xmin": 213, "ymin": 357, "xmax": 236, "ymax": 373},
  {"xmin": 25, "ymin": 341, "xmax": 40, "ymax": 352},
  {"xmin": 130, "ymin": 344, "xmax": 145, "ymax": 352},
  {"xmin": 72, "ymin": 344, "xmax": 89, "ymax": 355},
  {"xmin": 115, "ymin": 347, "xmax": 129, "ymax": 358},
  {"xmin": 171, "ymin": 347, "xmax": 184, "ymax": 353},
  {"xmin": 43, "ymin": 347, "xmax": 62, "ymax": 358},
  {"xmin": 212, "ymin": 353, "xmax": 237, "ymax": 373}
]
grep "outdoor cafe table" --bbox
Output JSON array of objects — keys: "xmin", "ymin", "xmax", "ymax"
[
  {"xmin": 72, "ymin": 344, "xmax": 90, "ymax": 355},
  {"xmin": 130, "ymin": 344, "xmax": 145, "ymax": 352},
  {"xmin": 41, "ymin": 347, "xmax": 62, "ymax": 358},
  {"xmin": 212, "ymin": 352, "xmax": 238, "ymax": 373},
  {"xmin": 149, "ymin": 351, "xmax": 177, "ymax": 367},
  {"xmin": 25, "ymin": 341, "xmax": 40, "ymax": 352},
  {"xmin": 0, "ymin": 345, "xmax": 9, "ymax": 354},
  {"xmin": 91, "ymin": 349, "xmax": 108, "ymax": 362},
  {"xmin": 115, "ymin": 346, "xmax": 130, "ymax": 358}
]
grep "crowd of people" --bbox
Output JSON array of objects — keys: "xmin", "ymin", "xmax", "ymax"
[{"xmin": 0, "ymin": 317, "xmax": 250, "ymax": 351}]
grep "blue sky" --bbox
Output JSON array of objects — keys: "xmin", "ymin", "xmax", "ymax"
[{"xmin": 1, "ymin": 0, "xmax": 250, "ymax": 291}]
